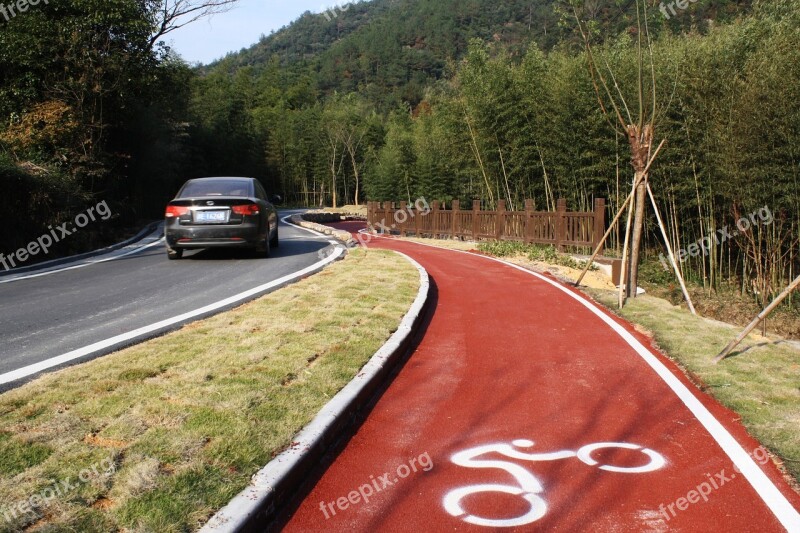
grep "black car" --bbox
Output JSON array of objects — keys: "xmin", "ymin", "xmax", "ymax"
[{"xmin": 164, "ymin": 177, "xmax": 279, "ymax": 260}]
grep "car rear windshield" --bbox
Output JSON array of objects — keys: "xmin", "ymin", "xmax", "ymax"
[{"xmin": 178, "ymin": 179, "xmax": 252, "ymax": 198}]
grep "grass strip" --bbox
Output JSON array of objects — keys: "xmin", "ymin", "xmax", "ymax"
[
  {"xmin": 0, "ymin": 248, "xmax": 418, "ymax": 532},
  {"xmin": 477, "ymin": 241, "xmax": 596, "ymax": 271}
]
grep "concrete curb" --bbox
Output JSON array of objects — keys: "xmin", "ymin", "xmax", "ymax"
[
  {"xmin": 290, "ymin": 214, "xmax": 358, "ymax": 248},
  {"xmin": 0, "ymin": 220, "xmax": 162, "ymax": 278},
  {"xmin": 199, "ymin": 251, "xmax": 431, "ymax": 533}
]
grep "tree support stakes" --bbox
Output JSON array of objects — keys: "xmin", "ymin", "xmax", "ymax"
[
  {"xmin": 646, "ymin": 183, "xmax": 697, "ymax": 315},
  {"xmin": 715, "ymin": 274, "xmax": 800, "ymax": 363},
  {"xmin": 574, "ymin": 139, "xmax": 666, "ymax": 288},
  {"xmin": 618, "ymin": 189, "xmax": 635, "ymax": 309},
  {"xmin": 575, "ymin": 184, "xmax": 637, "ymax": 287}
]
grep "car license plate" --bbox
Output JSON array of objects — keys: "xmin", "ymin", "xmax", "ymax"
[{"xmin": 196, "ymin": 210, "xmax": 227, "ymax": 223}]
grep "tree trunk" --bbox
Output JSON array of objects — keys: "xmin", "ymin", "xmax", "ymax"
[
  {"xmin": 329, "ymin": 144, "xmax": 338, "ymax": 209},
  {"xmin": 625, "ymin": 124, "xmax": 653, "ymax": 298},
  {"xmin": 628, "ymin": 171, "xmax": 647, "ymax": 297},
  {"xmin": 347, "ymin": 145, "xmax": 360, "ymax": 206}
]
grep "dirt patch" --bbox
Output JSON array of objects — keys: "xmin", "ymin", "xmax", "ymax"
[
  {"xmin": 84, "ymin": 434, "xmax": 129, "ymax": 449},
  {"xmin": 509, "ymin": 256, "xmax": 616, "ymax": 290}
]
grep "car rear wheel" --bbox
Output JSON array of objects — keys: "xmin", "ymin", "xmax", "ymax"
[
  {"xmin": 270, "ymin": 226, "xmax": 279, "ymax": 248},
  {"xmin": 167, "ymin": 247, "xmax": 183, "ymax": 260},
  {"xmin": 257, "ymin": 227, "xmax": 271, "ymax": 258}
]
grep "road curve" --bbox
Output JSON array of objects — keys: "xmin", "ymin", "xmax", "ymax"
[
  {"xmin": 0, "ymin": 211, "xmax": 339, "ymax": 391},
  {"xmin": 282, "ymin": 224, "xmax": 800, "ymax": 532}
]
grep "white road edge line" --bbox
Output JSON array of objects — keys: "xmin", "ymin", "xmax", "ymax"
[
  {"xmin": 0, "ymin": 238, "xmax": 345, "ymax": 386},
  {"xmin": 3, "ymin": 213, "xmax": 296, "ymax": 285},
  {"xmin": 0, "ymin": 236, "xmax": 165, "ymax": 285},
  {"xmin": 370, "ymin": 233, "xmax": 800, "ymax": 531}
]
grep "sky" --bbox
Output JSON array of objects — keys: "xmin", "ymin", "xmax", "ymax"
[{"xmin": 167, "ymin": 0, "xmax": 341, "ymax": 65}]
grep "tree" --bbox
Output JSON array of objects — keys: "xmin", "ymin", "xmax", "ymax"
[
  {"xmin": 571, "ymin": 1, "xmax": 670, "ymax": 303},
  {"xmin": 145, "ymin": 0, "xmax": 241, "ymax": 51}
]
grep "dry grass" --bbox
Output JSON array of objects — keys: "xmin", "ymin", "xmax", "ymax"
[
  {"xmin": 316, "ymin": 205, "xmax": 368, "ymax": 217},
  {"xmin": 399, "ymin": 237, "xmax": 477, "ymax": 252},
  {"xmin": 493, "ymin": 254, "xmax": 614, "ymax": 290},
  {"xmin": 0, "ymin": 248, "xmax": 418, "ymax": 532},
  {"xmin": 588, "ymin": 289, "xmax": 800, "ymax": 484}
]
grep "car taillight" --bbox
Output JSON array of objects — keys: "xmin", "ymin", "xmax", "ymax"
[
  {"xmin": 165, "ymin": 205, "xmax": 190, "ymax": 218},
  {"xmin": 232, "ymin": 204, "xmax": 260, "ymax": 216}
]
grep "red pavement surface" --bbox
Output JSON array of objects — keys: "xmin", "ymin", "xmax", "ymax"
[{"xmin": 282, "ymin": 223, "xmax": 800, "ymax": 532}]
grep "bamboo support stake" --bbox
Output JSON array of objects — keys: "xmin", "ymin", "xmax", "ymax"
[
  {"xmin": 575, "ymin": 186, "xmax": 636, "ymax": 287},
  {"xmin": 715, "ymin": 274, "xmax": 800, "ymax": 363},
  {"xmin": 646, "ymin": 183, "xmax": 697, "ymax": 315},
  {"xmin": 618, "ymin": 196, "xmax": 634, "ymax": 308},
  {"xmin": 574, "ymin": 139, "xmax": 666, "ymax": 287}
]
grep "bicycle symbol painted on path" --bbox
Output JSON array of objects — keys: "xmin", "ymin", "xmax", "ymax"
[{"xmin": 443, "ymin": 439, "xmax": 666, "ymax": 528}]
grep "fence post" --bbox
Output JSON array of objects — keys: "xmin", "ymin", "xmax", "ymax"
[
  {"xmin": 472, "ymin": 200, "xmax": 480, "ymax": 241},
  {"xmin": 414, "ymin": 199, "xmax": 421, "ymax": 236},
  {"xmin": 496, "ymin": 200, "xmax": 506, "ymax": 241},
  {"xmin": 431, "ymin": 201, "xmax": 440, "ymax": 237},
  {"xmin": 593, "ymin": 197, "xmax": 606, "ymax": 256},
  {"xmin": 556, "ymin": 198, "xmax": 567, "ymax": 251},
  {"xmin": 399, "ymin": 201, "xmax": 408, "ymax": 236},
  {"xmin": 383, "ymin": 201, "xmax": 393, "ymax": 234},
  {"xmin": 451, "ymin": 200, "xmax": 460, "ymax": 239},
  {"xmin": 524, "ymin": 199, "xmax": 534, "ymax": 244}
]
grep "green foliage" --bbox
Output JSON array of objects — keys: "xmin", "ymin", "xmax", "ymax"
[
  {"xmin": 478, "ymin": 241, "xmax": 595, "ymax": 271},
  {"xmin": 1, "ymin": 0, "xmax": 796, "ymax": 292},
  {"xmin": 0, "ymin": 0, "xmax": 211, "ymax": 252},
  {"xmin": 0, "ymin": 153, "xmax": 98, "ymax": 255}
]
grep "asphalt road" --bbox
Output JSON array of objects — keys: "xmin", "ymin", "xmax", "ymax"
[{"xmin": 0, "ymin": 211, "xmax": 338, "ymax": 390}]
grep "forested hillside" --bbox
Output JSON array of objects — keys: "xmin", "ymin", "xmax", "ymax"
[
  {"xmin": 1, "ymin": 0, "xmax": 797, "ymax": 310},
  {"xmin": 207, "ymin": 0, "xmax": 753, "ymax": 108}
]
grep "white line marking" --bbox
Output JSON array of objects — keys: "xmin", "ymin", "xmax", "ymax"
[
  {"xmin": 1, "ymin": 213, "xmax": 306, "ymax": 285},
  {"xmin": 371, "ymin": 234, "xmax": 800, "ymax": 531},
  {"xmin": 0, "ymin": 246, "xmax": 345, "ymax": 386},
  {"xmin": 0, "ymin": 237, "xmax": 165, "ymax": 285}
]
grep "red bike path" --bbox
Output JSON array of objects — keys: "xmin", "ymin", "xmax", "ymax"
[{"xmin": 282, "ymin": 225, "xmax": 800, "ymax": 532}]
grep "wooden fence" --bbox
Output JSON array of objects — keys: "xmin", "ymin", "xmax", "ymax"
[{"xmin": 367, "ymin": 198, "xmax": 606, "ymax": 254}]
